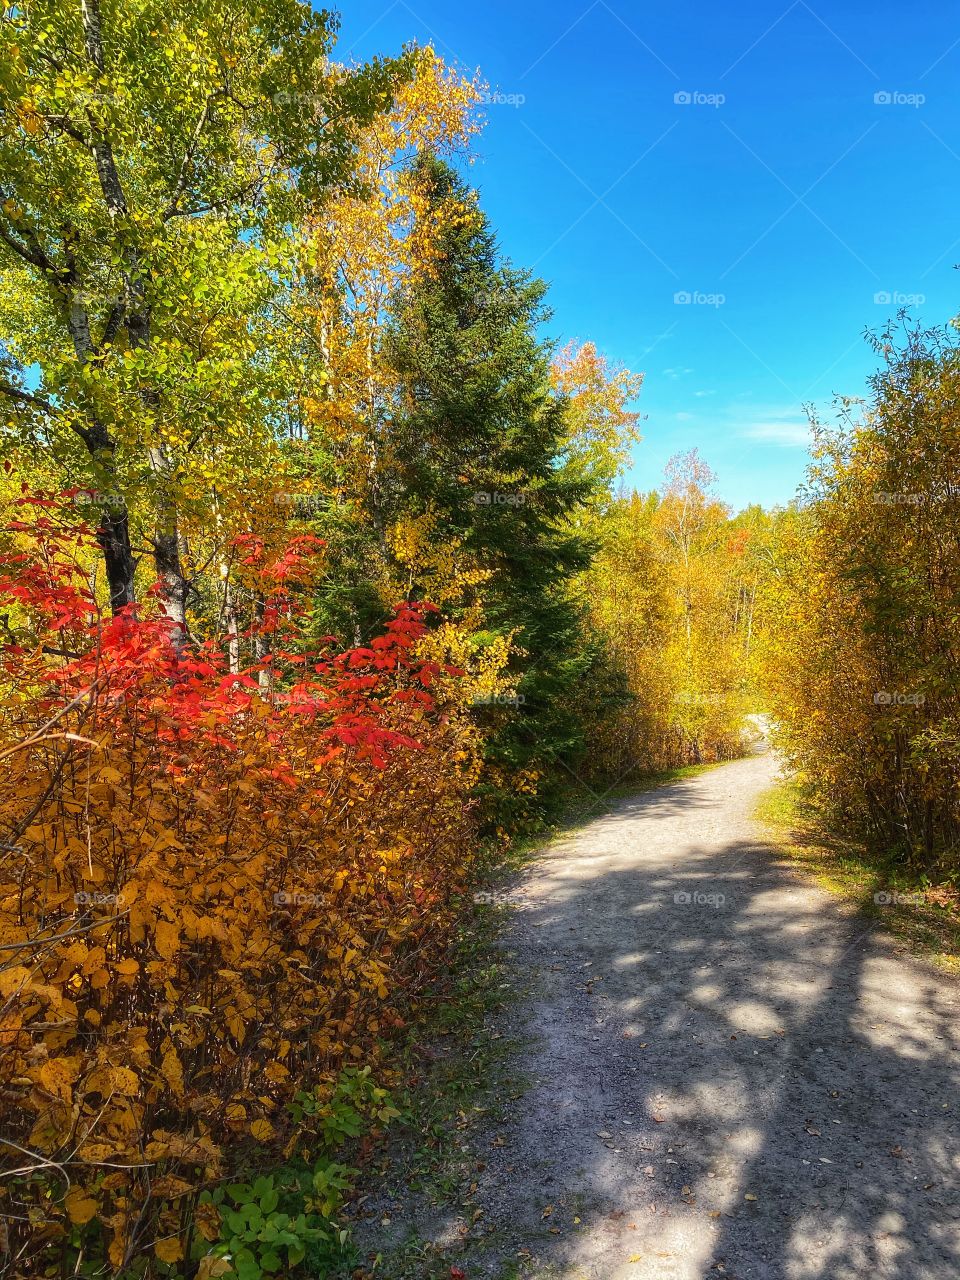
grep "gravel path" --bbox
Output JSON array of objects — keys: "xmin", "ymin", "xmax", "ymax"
[{"xmin": 459, "ymin": 751, "xmax": 959, "ymax": 1279}]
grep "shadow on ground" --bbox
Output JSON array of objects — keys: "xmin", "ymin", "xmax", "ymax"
[{"xmin": 355, "ymin": 754, "xmax": 959, "ymax": 1280}]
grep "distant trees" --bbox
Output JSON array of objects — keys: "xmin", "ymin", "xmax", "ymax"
[{"xmin": 580, "ymin": 450, "xmax": 769, "ymax": 780}]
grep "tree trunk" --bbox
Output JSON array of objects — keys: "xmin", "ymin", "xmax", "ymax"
[
  {"xmin": 225, "ymin": 582, "xmax": 240, "ymax": 674},
  {"xmin": 252, "ymin": 595, "xmax": 273, "ymax": 691},
  {"xmin": 96, "ymin": 503, "xmax": 136, "ymax": 612}
]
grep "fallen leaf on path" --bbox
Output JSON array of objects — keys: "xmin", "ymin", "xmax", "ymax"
[{"xmin": 744, "ymin": 1193, "xmax": 758, "ymax": 1201}]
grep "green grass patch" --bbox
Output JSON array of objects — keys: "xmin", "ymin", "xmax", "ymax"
[{"xmin": 755, "ymin": 776, "xmax": 960, "ymax": 973}]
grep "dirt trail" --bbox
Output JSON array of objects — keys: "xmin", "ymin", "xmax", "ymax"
[{"xmin": 450, "ymin": 750, "xmax": 959, "ymax": 1279}]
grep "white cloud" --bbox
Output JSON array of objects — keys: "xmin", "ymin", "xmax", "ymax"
[{"xmin": 739, "ymin": 418, "xmax": 811, "ymax": 447}]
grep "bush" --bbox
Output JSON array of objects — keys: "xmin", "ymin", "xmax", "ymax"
[{"xmin": 0, "ymin": 499, "xmax": 476, "ymax": 1275}]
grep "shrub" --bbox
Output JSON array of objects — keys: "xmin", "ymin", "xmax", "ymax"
[{"xmin": 0, "ymin": 498, "xmax": 476, "ymax": 1275}]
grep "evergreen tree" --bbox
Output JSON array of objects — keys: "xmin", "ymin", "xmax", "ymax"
[{"xmin": 383, "ymin": 157, "xmax": 613, "ymax": 821}]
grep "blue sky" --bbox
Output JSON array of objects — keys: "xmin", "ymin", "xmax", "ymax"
[{"xmin": 335, "ymin": 1, "xmax": 960, "ymax": 510}]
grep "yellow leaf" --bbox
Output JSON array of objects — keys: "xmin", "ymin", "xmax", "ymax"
[
  {"xmin": 249, "ymin": 1118, "xmax": 274, "ymax": 1142},
  {"xmin": 154, "ymin": 1235, "xmax": 184, "ymax": 1263},
  {"xmin": 197, "ymin": 1257, "xmax": 232, "ymax": 1279},
  {"xmin": 85, "ymin": 1065, "xmax": 140, "ymax": 1097},
  {"xmin": 64, "ymin": 1185, "xmax": 98, "ymax": 1225},
  {"xmin": 160, "ymin": 1047, "xmax": 184, "ymax": 1097},
  {"xmin": 38, "ymin": 1057, "xmax": 80, "ymax": 1102},
  {"xmin": 154, "ymin": 919, "xmax": 180, "ymax": 959}
]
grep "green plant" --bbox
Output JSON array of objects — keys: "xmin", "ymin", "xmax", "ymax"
[{"xmin": 198, "ymin": 1174, "xmax": 344, "ymax": 1280}]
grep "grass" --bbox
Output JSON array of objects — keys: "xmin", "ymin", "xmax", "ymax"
[{"xmin": 755, "ymin": 776, "xmax": 960, "ymax": 973}]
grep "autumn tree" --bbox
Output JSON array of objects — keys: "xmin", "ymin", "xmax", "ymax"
[
  {"xmin": 759, "ymin": 321, "xmax": 960, "ymax": 873},
  {"xmin": 0, "ymin": 0, "xmax": 404, "ymax": 624}
]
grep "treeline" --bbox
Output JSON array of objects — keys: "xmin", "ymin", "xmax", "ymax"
[
  {"xmin": 0, "ymin": 4, "xmax": 759, "ymax": 1276},
  {"xmin": 760, "ymin": 322, "xmax": 960, "ymax": 877},
  {"xmin": 582, "ymin": 452, "xmax": 770, "ymax": 781}
]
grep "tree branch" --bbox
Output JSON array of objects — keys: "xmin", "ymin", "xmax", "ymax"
[{"xmin": 0, "ymin": 382, "xmax": 55, "ymax": 415}]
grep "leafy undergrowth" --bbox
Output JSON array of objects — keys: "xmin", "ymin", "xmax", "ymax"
[
  {"xmin": 333, "ymin": 890, "xmax": 524, "ymax": 1279},
  {"xmin": 0, "ymin": 501, "xmax": 479, "ymax": 1277},
  {"xmin": 756, "ymin": 777, "xmax": 960, "ymax": 973}
]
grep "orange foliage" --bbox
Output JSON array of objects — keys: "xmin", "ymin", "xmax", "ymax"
[{"xmin": 0, "ymin": 497, "xmax": 476, "ymax": 1272}]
